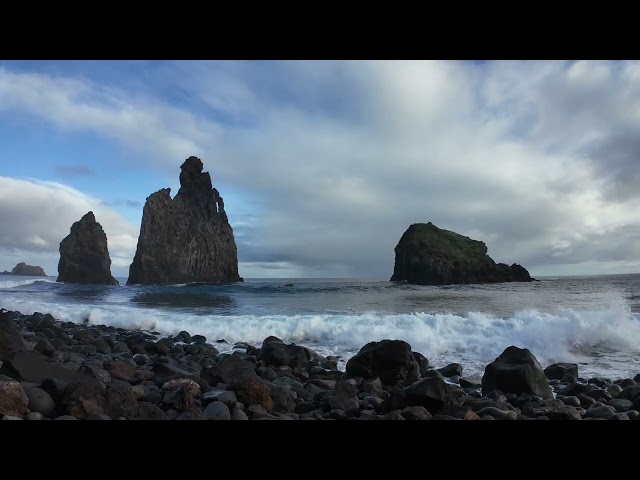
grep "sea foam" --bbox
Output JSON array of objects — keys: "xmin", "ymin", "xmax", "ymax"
[{"xmin": 1, "ymin": 293, "xmax": 639, "ymax": 379}]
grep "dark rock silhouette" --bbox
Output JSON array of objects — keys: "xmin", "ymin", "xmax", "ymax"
[
  {"xmin": 390, "ymin": 222, "xmax": 534, "ymax": 285},
  {"xmin": 127, "ymin": 156, "xmax": 242, "ymax": 285},
  {"xmin": 482, "ymin": 345, "xmax": 553, "ymax": 399},
  {"xmin": 1, "ymin": 263, "xmax": 46, "ymax": 276},
  {"xmin": 57, "ymin": 212, "xmax": 118, "ymax": 285}
]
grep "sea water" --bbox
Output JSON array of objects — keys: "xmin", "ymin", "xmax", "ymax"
[{"xmin": 1, "ymin": 274, "xmax": 640, "ymax": 379}]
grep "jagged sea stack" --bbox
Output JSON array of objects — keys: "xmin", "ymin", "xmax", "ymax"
[
  {"xmin": 127, "ymin": 156, "xmax": 242, "ymax": 285},
  {"xmin": 57, "ymin": 211, "xmax": 119, "ymax": 285},
  {"xmin": 390, "ymin": 222, "xmax": 533, "ymax": 285}
]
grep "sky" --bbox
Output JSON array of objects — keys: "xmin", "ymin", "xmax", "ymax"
[{"xmin": 1, "ymin": 60, "xmax": 639, "ymax": 279}]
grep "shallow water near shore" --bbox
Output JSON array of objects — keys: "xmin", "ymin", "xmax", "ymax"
[{"xmin": 2, "ymin": 273, "xmax": 640, "ymax": 380}]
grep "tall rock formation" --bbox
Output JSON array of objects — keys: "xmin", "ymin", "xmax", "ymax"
[
  {"xmin": 127, "ymin": 156, "xmax": 242, "ymax": 285},
  {"xmin": 391, "ymin": 222, "xmax": 533, "ymax": 285},
  {"xmin": 57, "ymin": 212, "xmax": 119, "ymax": 285},
  {"xmin": 1, "ymin": 263, "xmax": 47, "ymax": 276}
]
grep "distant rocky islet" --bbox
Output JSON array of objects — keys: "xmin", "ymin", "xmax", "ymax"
[
  {"xmin": 1, "ymin": 263, "xmax": 47, "ymax": 277},
  {"xmin": 391, "ymin": 222, "xmax": 533, "ymax": 285}
]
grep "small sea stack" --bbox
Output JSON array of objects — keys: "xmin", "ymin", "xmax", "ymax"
[
  {"xmin": 57, "ymin": 211, "xmax": 119, "ymax": 285},
  {"xmin": 391, "ymin": 222, "xmax": 533, "ymax": 285},
  {"xmin": 127, "ymin": 156, "xmax": 242, "ymax": 285},
  {"xmin": 1, "ymin": 263, "xmax": 46, "ymax": 276}
]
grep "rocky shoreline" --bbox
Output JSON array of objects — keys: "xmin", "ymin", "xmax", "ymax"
[{"xmin": 1, "ymin": 307, "xmax": 639, "ymax": 421}]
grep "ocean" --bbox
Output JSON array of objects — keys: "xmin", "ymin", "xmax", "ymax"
[{"xmin": 1, "ymin": 274, "xmax": 640, "ymax": 380}]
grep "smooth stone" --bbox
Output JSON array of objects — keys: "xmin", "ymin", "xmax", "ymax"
[
  {"xmin": 231, "ymin": 409, "xmax": 249, "ymax": 420},
  {"xmin": 608, "ymin": 412, "xmax": 629, "ymax": 420},
  {"xmin": 559, "ymin": 396, "xmax": 581, "ymax": 408},
  {"xmin": 55, "ymin": 415, "xmax": 78, "ymax": 420},
  {"xmin": 475, "ymin": 407, "xmax": 518, "ymax": 420},
  {"xmin": 203, "ymin": 401, "xmax": 231, "ymax": 420},
  {"xmin": 2, "ymin": 415, "xmax": 23, "ymax": 420},
  {"xmin": 584, "ymin": 405, "xmax": 616, "ymax": 419},
  {"xmin": 25, "ymin": 412, "xmax": 45, "ymax": 420},
  {"xmin": 24, "ymin": 386, "xmax": 55, "ymax": 416}
]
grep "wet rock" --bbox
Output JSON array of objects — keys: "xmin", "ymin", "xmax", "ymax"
[
  {"xmin": 345, "ymin": 339, "xmax": 420, "ymax": 386},
  {"xmin": 543, "ymin": 363, "xmax": 578, "ymax": 381},
  {"xmin": 482, "ymin": 346, "xmax": 552, "ymax": 399},
  {"xmin": 438, "ymin": 363, "xmax": 463, "ymax": 378}
]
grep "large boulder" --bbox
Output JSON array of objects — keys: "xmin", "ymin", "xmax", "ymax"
[
  {"xmin": 127, "ymin": 156, "xmax": 243, "ymax": 285},
  {"xmin": 482, "ymin": 346, "xmax": 553, "ymax": 399},
  {"xmin": 57, "ymin": 211, "xmax": 119, "ymax": 285},
  {"xmin": 201, "ymin": 355, "xmax": 258, "ymax": 385},
  {"xmin": 258, "ymin": 336, "xmax": 310, "ymax": 371},
  {"xmin": 388, "ymin": 376, "xmax": 461, "ymax": 414},
  {"xmin": 346, "ymin": 340, "xmax": 420, "ymax": 386},
  {"xmin": 390, "ymin": 222, "xmax": 534, "ymax": 285}
]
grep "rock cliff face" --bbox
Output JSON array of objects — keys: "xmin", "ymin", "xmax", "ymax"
[
  {"xmin": 1, "ymin": 263, "xmax": 46, "ymax": 276},
  {"xmin": 57, "ymin": 212, "xmax": 119, "ymax": 285},
  {"xmin": 390, "ymin": 222, "xmax": 533, "ymax": 285},
  {"xmin": 127, "ymin": 156, "xmax": 242, "ymax": 285}
]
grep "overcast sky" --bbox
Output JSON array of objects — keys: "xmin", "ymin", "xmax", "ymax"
[{"xmin": 1, "ymin": 60, "xmax": 639, "ymax": 279}]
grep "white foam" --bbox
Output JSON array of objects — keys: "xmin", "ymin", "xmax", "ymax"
[
  {"xmin": 0, "ymin": 278, "xmax": 56, "ymax": 289},
  {"xmin": 1, "ymin": 294, "xmax": 639, "ymax": 379}
]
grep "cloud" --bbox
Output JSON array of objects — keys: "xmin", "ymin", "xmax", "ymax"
[
  {"xmin": 0, "ymin": 176, "xmax": 138, "ymax": 276},
  {"xmin": 54, "ymin": 164, "xmax": 96, "ymax": 176},
  {"xmin": 2, "ymin": 61, "xmax": 640, "ymax": 277}
]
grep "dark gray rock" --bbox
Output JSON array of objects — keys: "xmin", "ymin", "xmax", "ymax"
[
  {"xmin": 438, "ymin": 363, "xmax": 463, "ymax": 378},
  {"xmin": 585, "ymin": 389, "xmax": 612, "ymax": 403},
  {"xmin": 412, "ymin": 352, "xmax": 429, "ymax": 375},
  {"xmin": 395, "ymin": 376, "xmax": 461, "ymax": 414},
  {"xmin": 618, "ymin": 385, "xmax": 640, "ymax": 402},
  {"xmin": 482, "ymin": 346, "xmax": 552, "ymax": 399},
  {"xmin": 203, "ymin": 401, "xmax": 231, "ymax": 420},
  {"xmin": 201, "ymin": 355, "xmax": 258, "ymax": 385},
  {"xmin": 258, "ymin": 337, "xmax": 310, "ymax": 371},
  {"xmin": 57, "ymin": 212, "xmax": 119, "ymax": 285},
  {"xmin": 558, "ymin": 395, "xmax": 581, "ymax": 408},
  {"xmin": 544, "ymin": 363, "xmax": 578, "ymax": 380},
  {"xmin": 521, "ymin": 399, "xmax": 582, "ymax": 420},
  {"xmin": 584, "ymin": 405, "xmax": 616, "ymax": 419},
  {"xmin": 201, "ymin": 389, "xmax": 237, "ymax": 409},
  {"xmin": 475, "ymin": 407, "xmax": 518, "ymax": 420},
  {"xmin": 390, "ymin": 222, "xmax": 533, "ymax": 285},
  {"xmin": 127, "ymin": 156, "xmax": 243, "ymax": 285},
  {"xmin": 459, "ymin": 377, "xmax": 482, "ymax": 389},
  {"xmin": 269, "ymin": 384, "xmax": 297, "ymax": 414},
  {"xmin": 23, "ymin": 386, "xmax": 55, "ymax": 416},
  {"xmin": 607, "ymin": 399, "xmax": 633, "ymax": 412},
  {"xmin": 345, "ymin": 339, "xmax": 420, "ymax": 386},
  {"xmin": 231, "ymin": 408, "xmax": 248, "ymax": 420}
]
